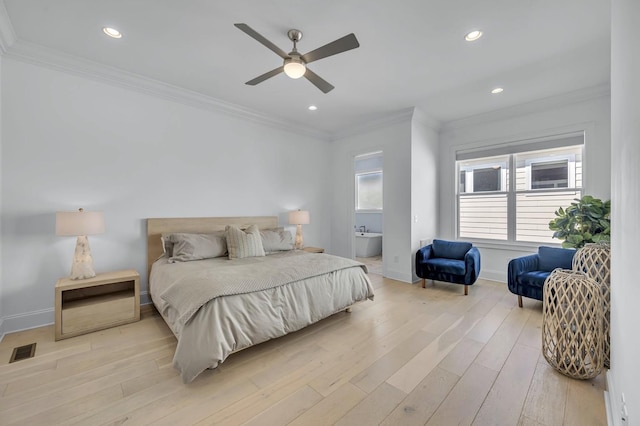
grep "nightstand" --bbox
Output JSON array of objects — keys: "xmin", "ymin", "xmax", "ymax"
[
  {"xmin": 303, "ymin": 247, "xmax": 324, "ymax": 253},
  {"xmin": 55, "ymin": 269, "xmax": 140, "ymax": 341}
]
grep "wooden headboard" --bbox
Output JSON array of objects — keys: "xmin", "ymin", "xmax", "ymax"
[{"xmin": 146, "ymin": 216, "xmax": 278, "ymax": 288}]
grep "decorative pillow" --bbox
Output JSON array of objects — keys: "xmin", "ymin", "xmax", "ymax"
[
  {"xmin": 432, "ymin": 239, "xmax": 472, "ymax": 260},
  {"xmin": 260, "ymin": 227, "xmax": 294, "ymax": 254},
  {"xmin": 161, "ymin": 234, "xmax": 174, "ymax": 257},
  {"xmin": 538, "ymin": 246, "xmax": 575, "ymax": 272},
  {"xmin": 168, "ymin": 232, "xmax": 227, "ymax": 263},
  {"xmin": 225, "ymin": 225, "xmax": 266, "ymax": 259}
]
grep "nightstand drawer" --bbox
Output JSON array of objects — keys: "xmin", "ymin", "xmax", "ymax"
[{"xmin": 61, "ymin": 291, "xmax": 136, "ymax": 335}]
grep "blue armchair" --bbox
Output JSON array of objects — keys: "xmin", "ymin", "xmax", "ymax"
[
  {"xmin": 507, "ymin": 246, "xmax": 576, "ymax": 307},
  {"xmin": 415, "ymin": 239, "xmax": 481, "ymax": 295}
]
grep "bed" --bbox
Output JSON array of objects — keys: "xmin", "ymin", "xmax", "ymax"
[{"xmin": 146, "ymin": 216, "xmax": 374, "ymax": 383}]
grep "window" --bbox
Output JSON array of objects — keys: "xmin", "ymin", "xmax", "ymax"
[
  {"xmin": 356, "ymin": 170, "xmax": 383, "ymax": 211},
  {"xmin": 456, "ymin": 135, "xmax": 583, "ymax": 244}
]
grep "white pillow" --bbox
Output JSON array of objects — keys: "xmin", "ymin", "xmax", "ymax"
[
  {"xmin": 168, "ymin": 232, "xmax": 227, "ymax": 263},
  {"xmin": 225, "ymin": 224, "xmax": 266, "ymax": 259}
]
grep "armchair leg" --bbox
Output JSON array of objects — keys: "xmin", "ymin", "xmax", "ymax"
[
  {"xmin": 518, "ymin": 295, "xmax": 523, "ymax": 308},
  {"xmin": 464, "ymin": 285, "xmax": 468, "ymax": 296},
  {"xmin": 421, "ymin": 278, "xmax": 425, "ymax": 288}
]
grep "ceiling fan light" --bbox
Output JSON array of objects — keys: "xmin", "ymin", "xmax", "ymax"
[{"xmin": 284, "ymin": 57, "xmax": 306, "ymax": 79}]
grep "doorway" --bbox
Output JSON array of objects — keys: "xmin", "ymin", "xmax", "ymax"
[{"xmin": 354, "ymin": 151, "xmax": 383, "ymax": 275}]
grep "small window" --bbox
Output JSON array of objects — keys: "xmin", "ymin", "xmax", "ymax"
[
  {"xmin": 531, "ymin": 160, "xmax": 569, "ymax": 189},
  {"xmin": 473, "ymin": 167, "xmax": 502, "ymax": 192},
  {"xmin": 356, "ymin": 171, "xmax": 383, "ymax": 211}
]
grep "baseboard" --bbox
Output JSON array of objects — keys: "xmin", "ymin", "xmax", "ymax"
[
  {"xmin": 383, "ymin": 269, "xmax": 414, "ymax": 283},
  {"xmin": 0, "ymin": 307, "xmax": 54, "ymax": 341},
  {"xmin": 480, "ymin": 269, "xmax": 506, "ymax": 283},
  {"xmin": 605, "ymin": 370, "xmax": 620, "ymax": 426}
]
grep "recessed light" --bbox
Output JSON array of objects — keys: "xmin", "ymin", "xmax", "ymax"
[
  {"xmin": 308, "ymin": 105, "xmax": 318, "ymax": 111},
  {"xmin": 464, "ymin": 30, "xmax": 483, "ymax": 42},
  {"xmin": 102, "ymin": 27, "xmax": 122, "ymax": 39},
  {"xmin": 491, "ymin": 87, "xmax": 504, "ymax": 94}
]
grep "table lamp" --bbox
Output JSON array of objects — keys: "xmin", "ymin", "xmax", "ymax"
[
  {"xmin": 289, "ymin": 210, "xmax": 310, "ymax": 250},
  {"xmin": 56, "ymin": 208, "xmax": 105, "ymax": 280}
]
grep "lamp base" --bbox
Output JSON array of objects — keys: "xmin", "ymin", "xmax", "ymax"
[
  {"xmin": 70, "ymin": 235, "xmax": 96, "ymax": 280},
  {"xmin": 295, "ymin": 224, "xmax": 304, "ymax": 250}
]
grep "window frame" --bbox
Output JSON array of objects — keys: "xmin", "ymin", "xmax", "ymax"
[{"xmin": 456, "ymin": 141, "xmax": 584, "ymax": 247}]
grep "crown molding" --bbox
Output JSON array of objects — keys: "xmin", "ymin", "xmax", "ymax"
[
  {"xmin": 0, "ymin": 0, "xmax": 16, "ymax": 54},
  {"xmin": 441, "ymin": 84, "xmax": 611, "ymax": 133},
  {"xmin": 332, "ymin": 107, "xmax": 415, "ymax": 141},
  {"xmin": 3, "ymin": 39, "xmax": 332, "ymax": 140}
]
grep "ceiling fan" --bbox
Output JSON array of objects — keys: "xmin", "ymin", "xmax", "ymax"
[{"xmin": 234, "ymin": 23, "xmax": 360, "ymax": 94}]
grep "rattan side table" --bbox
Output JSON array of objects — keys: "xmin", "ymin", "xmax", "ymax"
[{"xmin": 542, "ymin": 269, "xmax": 603, "ymax": 379}]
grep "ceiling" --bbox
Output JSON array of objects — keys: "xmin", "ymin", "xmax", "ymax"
[{"xmin": 1, "ymin": 0, "xmax": 611, "ymax": 136}]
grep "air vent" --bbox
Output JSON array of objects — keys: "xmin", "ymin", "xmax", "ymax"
[{"xmin": 9, "ymin": 343, "xmax": 36, "ymax": 363}]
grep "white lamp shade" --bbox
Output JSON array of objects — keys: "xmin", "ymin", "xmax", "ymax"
[
  {"xmin": 56, "ymin": 210, "xmax": 105, "ymax": 236},
  {"xmin": 289, "ymin": 210, "xmax": 310, "ymax": 225}
]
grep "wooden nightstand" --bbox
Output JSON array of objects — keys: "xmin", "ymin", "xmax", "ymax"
[
  {"xmin": 55, "ymin": 269, "xmax": 140, "ymax": 341},
  {"xmin": 303, "ymin": 247, "xmax": 324, "ymax": 253}
]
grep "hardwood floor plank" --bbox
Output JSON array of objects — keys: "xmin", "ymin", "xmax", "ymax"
[
  {"xmin": 0, "ymin": 359, "xmax": 158, "ymax": 424},
  {"xmin": 386, "ymin": 311, "xmax": 484, "ymax": 394},
  {"xmin": 521, "ymin": 361, "xmax": 569, "ymax": 425},
  {"xmin": 437, "ymin": 337, "xmax": 485, "ymax": 377},
  {"xmin": 473, "ymin": 343, "xmax": 540, "ymax": 425},
  {"xmin": 243, "ymin": 385, "xmax": 323, "ymax": 426},
  {"xmin": 350, "ymin": 329, "xmax": 437, "ymax": 393},
  {"xmin": 287, "ymin": 382, "xmax": 367, "ymax": 426},
  {"xmin": 9, "ymin": 385, "xmax": 123, "ymax": 425},
  {"xmin": 563, "ymin": 372, "xmax": 607, "ymax": 425},
  {"xmin": 426, "ymin": 362, "xmax": 498, "ymax": 425},
  {"xmin": 335, "ymin": 382, "xmax": 406, "ymax": 426},
  {"xmin": 465, "ymin": 303, "xmax": 513, "ymax": 343},
  {"xmin": 381, "ymin": 367, "xmax": 460, "ymax": 426},
  {"xmin": 474, "ymin": 305, "xmax": 531, "ymax": 372}
]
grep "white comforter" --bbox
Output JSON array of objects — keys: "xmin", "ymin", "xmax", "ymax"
[{"xmin": 150, "ymin": 251, "xmax": 374, "ymax": 383}]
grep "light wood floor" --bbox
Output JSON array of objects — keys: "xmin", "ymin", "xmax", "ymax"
[{"xmin": 0, "ymin": 275, "xmax": 606, "ymax": 425}]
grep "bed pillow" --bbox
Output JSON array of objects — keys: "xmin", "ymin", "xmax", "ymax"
[
  {"xmin": 226, "ymin": 224, "xmax": 266, "ymax": 259},
  {"xmin": 260, "ymin": 227, "xmax": 294, "ymax": 254},
  {"xmin": 168, "ymin": 232, "xmax": 227, "ymax": 263},
  {"xmin": 161, "ymin": 234, "xmax": 174, "ymax": 257}
]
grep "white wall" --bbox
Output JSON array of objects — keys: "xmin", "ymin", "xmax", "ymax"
[
  {"xmin": 439, "ymin": 93, "xmax": 611, "ymax": 281},
  {"xmin": 0, "ymin": 55, "xmax": 3, "ymax": 328},
  {"xmin": 331, "ymin": 116, "xmax": 413, "ymax": 282},
  {"xmin": 411, "ymin": 112, "xmax": 439, "ymax": 280},
  {"xmin": 0, "ymin": 58, "xmax": 332, "ymax": 335},
  {"xmin": 609, "ymin": 0, "xmax": 640, "ymax": 423},
  {"xmin": 330, "ymin": 109, "xmax": 439, "ymax": 283}
]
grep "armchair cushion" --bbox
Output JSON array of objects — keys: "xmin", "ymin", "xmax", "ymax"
[
  {"xmin": 538, "ymin": 246, "xmax": 575, "ymax": 272},
  {"xmin": 517, "ymin": 271, "xmax": 550, "ymax": 288},
  {"xmin": 432, "ymin": 239, "xmax": 473, "ymax": 260},
  {"xmin": 424, "ymin": 258, "xmax": 466, "ymax": 276}
]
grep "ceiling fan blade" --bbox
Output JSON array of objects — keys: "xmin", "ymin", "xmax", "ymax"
[
  {"xmin": 304, "ymin": 68, "xmax": 334, "ymax": 93},
  {"xmin": 235, "ymin": 23, "xmax": 289, "ymax": 59},
  {"xmin": 301, "ymin": 33, "xmax": 360, "ymax": 64},
  {"xmin": 245, "ymin": 66, "xmax": 284, "ymax": 85}
]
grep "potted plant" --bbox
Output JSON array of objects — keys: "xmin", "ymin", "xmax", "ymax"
[{"xmin": 548, "ymin": 195, "xmax": 611, "ymax": 248}]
